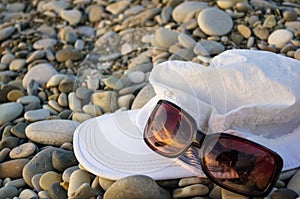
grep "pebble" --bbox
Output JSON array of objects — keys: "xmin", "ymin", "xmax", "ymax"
[
  {"xmin": 68, "ymin": 92, "xmax": 82, "ymax": 111},
  {"xmin": 103, "ymin": 76, "xmax": 124, "ymax": 90},
  {"xmin": 172, "ymin": 1, "xmax": 208, "ymax": 23},
  {"xmin": 22, "ymin": 63, "xmax": 58, "ymax": 90},
  {"xmin": 131, "ymin": 84, "xmax": 155, "ymax": 109},
  {"xmin": 0, "ymin": 136, "xmax": 19, "ymax": 150},
  {"xmin": 72, "ymin": 112, "xmax": 93, "ymax": 123},
  {"xmin": 25, "ymin": 120, "xmax": 80, "ymax": 146},
  {"xmin": 88, "ymin": 5, "xmax": 103, "ymax": 23},
  {"xmin": 31, "ymin": 173, "xmax": 43, "ymax": 192},
  {"xmin": 7, "ymin": 90, "xmax": 25, "ymax": 102},
  {"xmin": 33, "ymin": 38, "xmax": 57, "ymax": 50},
  {"xmin": 58, "ymin": 76, "xmax": 75, "ymax": 93},
  {"xmin": 82, "ymin": 104, "xmax": 102, "ymax": 117},
  {"xmin": 9, "ymin": 59, "xmax": 26, "ymax": 71},
  {"xmin": 194, "ymin": 40, "xmax": 225, "ymax": 56},
  {"xmin": 26, "ymin": 50, "xmax": 45, "ymax": 63},
  {"xmin": 60, "ymin": 9, "xmax": 82, "ymax": 25},
  {"xmin": 9, "ymin": 142, "xmax": 36, "ymax": 159},
  {"xmin": 0, "ymin": 185, "xmax": 19, "ymax": 198},
  {"xmin": 197, "ymin": 7, "xmax": 233, "ymax": 36},
  {"xmin": 0, "ymin": 102, "xmax": 23, "ymax": 126},
  {"xmin": 154, "ymin": 27, "xmax": 179, "ymax": 49},
  {"xmin": 271, "ymin": 188, "xmax": 298, "ymax": 199},
  {"xmin": 17, "ymin": 95, "xmax": 40, "ymax": 105},
  {"xmin": 39, "ymin": 171, "xmax": 62, "ymax": 191},
  {"xmin": 118, "ymin": 94, "xmax": 135, "ymax": 109},
  {"xmin": 0, "ymin": 159, "xmax": 30, "ymax": 178},
  {"xmin": 62, "ymin": 166, "xmax": 79, "ymax": 183},
  {"xmin": 52, "ymin": 149, "xmax": 78, "ymax": 171},
  {"xmin": 268, "ymin": 29, "xmax": 294, "ymax": 48},
  {"xmin": 178, "ymin": 33, "xmax": 197, "ymax": 49},
  {"xmin": 0, "ymin": 148, "xmax": 11, "ymax": 163},
  {"xmin": 74, "ymin": 39, "xmax": 85, "ymax": 51},
  {"xmin": 178, "ymin": 177, "xmax": 210, "ymax": 187},
  {"xmin": 5, "ymin": 178, "xmax": 26, "ymax": 188},
  {"xmin": 46, "ymin": 74, "xmax": 66, "ymax": 88},
  {"xmin": 19, "ymin": 189, "xmax": 38, "ymax": 199},
  {"xmin": 22, "ymin": 147, "xmax": 57, "ymax": 187},
  {"xmin": 172, "ymin": 184, "xmax": 210, "ymax": 198},
  {"xmin": 287, "ymin": 169, "xmax": 300, "ymax": 195},
  {"xmin": 127, "ymin": 71, "xmax": 145, "ymax": 84},
  {"xmin": 104, "ymin": 175, "xmax": 171, "ymax": 199},
  {"xmin": 10, "ymin": 122, "xmax": 27, "ymax": 138},
  {"xmin": 221, "ymin": 189, "xmax": 248, "ymax": 199},
  {"xmin": 106, "ymin": 0, "xmax": 130, "ymax": 15},
  {"xmin": 253, "ymin": 25, "xmax": 269, "ymax": 40},
  {"xmin": 91, "ymin": 91, "xmax": 118, "ymax": 113},
  {"xmin": 56, "ymin": 49, "xmax": 83, "ymax": 62},
  {"xmin": 24, "ymin": 109, "xmax": 50, "ymax": 122},
  {"xmin": 237, "ymin": 24, "xmax": 251, "ymax": 39},
  {"xmin": 68, "ymin": 169, "xmax": 91, "ymax": 197},
  {"xmin": 58, "ymin": 93, "xmax": 68, "ymax": 107},
  {"xmin": 48, "ymin": 182, "xmax": 68, "ymax": 199},
  {"xmin": 0, "ymin": 26, "xmax": 15, "ymax": 41}
]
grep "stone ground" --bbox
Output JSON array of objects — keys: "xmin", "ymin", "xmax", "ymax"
[{"xmin": 1, "ymin": 0, "xmax": 300, "ymax": 198}]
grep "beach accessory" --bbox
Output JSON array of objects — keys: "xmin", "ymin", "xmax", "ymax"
[
  {"xmin": 74, "ymin": 49, "xmax": 300, "ymax": 187},
  {"xmin": 144, "ymin": 99, "xmax": 283, "ymax": 196}
]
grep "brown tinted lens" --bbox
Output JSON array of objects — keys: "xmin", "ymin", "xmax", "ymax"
[
  {"xmin": 144, "ymin": 101, "xmax": 194, "ymax": 157},
  {"xmin": 201, "ymin": 134, "xmax": 278, "ymax": 196}
]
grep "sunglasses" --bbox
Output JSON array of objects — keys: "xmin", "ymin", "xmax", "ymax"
[{"xmin": 144, "ymin": 100, "xmax": 283, "ymax": 197}]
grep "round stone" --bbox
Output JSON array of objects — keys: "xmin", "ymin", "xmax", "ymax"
[
  {"xmin": 0, "ymin": 148, "xmax": 11, "ymax": 163},
  {"xmin": 91, "ymin": 91, "xmax": 118, "ymax": 113},
  {"xmin": 39, "ymin": 171, "xmax": 62, "ymax": 191},
  {"xmin": 60, "ymin": 9, "xmax": 82, "ymax": 25},
  {"xmin": 33, "ymin": 38, "xmax": 57, "ymax": 49},
  {"xmin": 7, "ymin": 89, "xmax": 24, "ymax": 102},
  {"xmin": 10, "ymin": 122, "xmax": 27, "ymax": 138},
  {"xmin": 25, "ymin": 120, "xmax": 80, "ymax": 146},
  {"xmin": 17, "ymin": 95, "xmax": 40, "ymax": 105},
  {"xmin": 32, "ymin": 174, "xmax": 43, "ymax": 192},
  {"xmin": 103, "ymin": 76, "xmax": 124, "ymax": 90},
  {"xmin": 26, "ymin": 50, "xmax": 45, "ymax": 63},
  {"xmin": 58, "ymin": 77, "xmax": 75, "ymax": 93},
  {"xmin": 68, "ymin": 92, "xmax": 82, "ymax": 111},
  {"xmin": 270, "ymin": 188, "xmax": 298, "ymax": 199},
  {"xmin": 118, "ymin": 94, "xmax": 135, "ymax": 109},
  {"xmin": 5, "ymin": 178, "xmax": 26, "ymax": 188},
  {"xmin": 237, "ymin": 24, "xmax": 251, "ymax": 38},
  {"xmin": 22, "ymin": 63, "xmax": 58, "ymax": 90},
  {"xmin": 131, "ymin": 85, "xmax": 155, "ymax": 109},
  {"xmin": 9, "ymin": 59, "xmax": 26, "ymax": 71},
  {"xmin": 99, "ymin": 177, "xmax": 116, "ymax": 191},
  {"xmin": 0, "ymin": 102, "xmax": 23, "ymax": 126},
  {"xmin": 172, "ymin": 1, "xmax": 208, "ymax": 23},
  {"xmin": 19, "ymin": 189, "xmax": 38, "ymax": 199},
  {"xmin": 268, "ymin": 29, "xmax": 293, "ymax": 48},
  {"xmin": 46, "ymin": 74, "xmax": 66, "ymax": 88},
  {"xmin": 88, "ymin": 5, "xmax": 103, "ymax": 22},
  {"xmin": 154, "ymin": 27, "xmax": 179, "ymax": 49},
  {"xmin": 0, "ymin": 26, "xmax": 15, "ymax": 41},
  {"xmin": 9, "ymin": 142, "xmax": 36, "ymax": 159},
  {"xmin": 82, "ymin": 104, "xmax": 102, "ymax": 117},
  {"xmin": 194, "ymin": 40, "xmax": 225, "ymax": 56},
  {"xmin": 24, "ymin": 109, "xmax": 50, "ymax": 122},
  {"xmin": 126, "ymin": 71, "xmax": 145, "ymax": 84},
  {"xmin": 104, "ymin": 175, "xmax": 171, "ymax": 199},
  {"xmin": 294, "ymin": 49, "xmax": 300, "ymax": 61},
  {"xmin": 1, "ymin": 53, "xmax": 15, "ymax": 65},
  {"xmin": 75, "ymin": 39, "xmax": 85, "ymax": 51},
  {"xmin": 62, "ymin": 166, "xmax": 79, "ymax": 182},
  {"xmin": 178, "ymin": 177, "xmax": 210, "ymax": 187},
  {"xmin": 72, "ymin": 112, "xmax": 93, "ymax": 123},
  {"xmin": 48, "ymin": 182, "xmax": 68, "ymax": 199},
  {"xmin": 197, "ymin": 7, "xmax": 233, "ymax": 36},
  {"xmin": 287, "ymin": 169, "xmax": 300, "ymax": 195},
  {"xmin": 178, "ymin": 33, "xmax": 197, "ymax": 49}
]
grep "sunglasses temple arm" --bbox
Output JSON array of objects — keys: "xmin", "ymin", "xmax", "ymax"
[{"xmin": 192, "ymin": 130, "xmax": 206, "ymax": 148}]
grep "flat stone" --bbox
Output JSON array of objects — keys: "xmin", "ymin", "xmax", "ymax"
[
  {"xmin": 74, "ymin": 39, "xmax": 85, "ymax": 50},
  {"xmin": 7, "ymin": 89, "xmax": 25, "ymax": 102},
  {"xmin": 60, "ymin": 9, "xmax": 82, "ymax": 25},
  {"xmin": 33, "ymin": 38, "xmax": 57, "ymax": 50},
  {"xmin": 72, "ymin": 112, "xmax": 93, "ymax": 123},
  {"xmin": 103, "ymin": 76, "xmax": 124, "ymax": 90},
  {"xmin": 58, "ymin": 76, "xmax": 75, "ymax": 93},
  {"xmin": 91, "ymin": 91, "xmax": 118, "ymax": 113},
  {"xmin": 19, "ymin": 189, "xmax": 38, "ymax": 199},
  {"xmin": 9, "ymin": 59, "xmax": 26, "ymax": 71},
  {"xmin": 22, "ymin": 63, "xmax": 58, "ymax": 90},
  {"xmin": 268, "ymin": 29, "xmax": 293, "ymax": 48},
  {"xmin": 154, "ymin": 28, "xmax": 179, "ymax": 50},
  {"xmin": 0, "ymin": 185, "xmax": 18, "ymax": 198},
  {"xmin": 48, "ymin": 100, "xmax": 64, "ymax": 112},
  {"xmin": 82, "ymin": 104, "xmax": 102, "ymax": 117},
  {"xmin": 56, "ymin": 49, "xmax": 83, "ymax": 62},
  {"xmin": 6, "ymin": 2, "xmax": 25, "ymax": 12},
  {"xmin": 6, "ymin": 178, "xmax": 26, "ymax": 188},
  {"xmin": 68, "ymin": 169, "xmax": 91, "ymax": 197},
  {"xmin": 0, "ymin": 148, "xmax": 10, "ymax": 163},
  {"xmin": 38, "ymin": 191, "xmax": 51, "ymax": 198},
  {"xmin": 294, "ymin": 48, "xmax": 300, "ymax": 61},
  {"xmin": 46, "ymin": 74, "xmax": 66, "ymax": 88},
  {"xmin": 0, "ymin": 26, "xmax": 15, "ymax": 41},
  {"xmin": 172, "ymin": 1, "xmax": 208, "ymax": 23},
  {"xmin": 197, "ymin": 7, "xmax": 233, "ymax": 36},
  {"xmin": 104, "ymin": 175, "xmax": 171, "ymax": 199},
  {"xmin": 25, "ymin": 120, "xmax": 80, "ymax": 146},
  {"xmin": 9, "ymin": 142, "xmax": 36, "ymax": 159},
  {"xmin": 131, "ymin": 84, "xmax": 155, "ymax": 109},
  {"xmin": 283, "ymin": 10, "xmax": 298, "ymax": 22},
  {"xmin": 237, "ymin": 24, "xmax": 251, "ymax": 39},
  {"xmin": 178, "ymin": 177, "xmax": 210, "ymax": 187},
  {"xmin": 22, "ymin": 147, "xmax": 57, "ymax": 187},
  {"xmin": 24, "ymin": 109, "xmax": 50, "ymax": 122},
  {"xmin": 253, "ymin": 25, "xmax": 269, "ymax": 40},
  {"xmin": 52, "ymin": 149, "xmax": 78, "ymax": 171},
  {"xmin": 75, "ymin": 87, "xmax": 93, "ymax": 100},
  {"xmin": 216, "ymin": 0, "xmax": 247, "ymax": 9},
  {"xmin": 263, "ymin": 15, "xmax": 276, "ymax": 29},
  {"xmin": 1, "ymin": 53, "xmax": 15, "ymax": 65},
  {"xmin": 39, "ymin": 171, "xmax": 62, "ymax": 191},
  {"xmin": 99, "ymin": 177, "xmax": 116, "ymax": 191},
  {"xmin": 222, "ymin": 188, "xmax": 248, "ymax": 199},
  {"xmin": 106, "ymin": 0, "xmax": 130, "ymax": 15},
  {"xmin": 69, "ymin": 183, "xmax": 97, "ymax": 198},
  {"xmin": 0, "ymin": 102, "xmax": 23, "ymax": 126},
  {"xmin": 17, "ymin": 95, "xmax": 40, "ymax": 105},
  {"xmin": 42, "ymin": 0, "xmax": 67, "ymax": 13},
  {"xmin": 32, "ymin": 173, "xmax": 43, "ymax": 192},
  {"xmin": 0, "ymin": 159, "xmax": 30, "ymax": 178},
  {"xmin": 172, "ymin": 184, "xmax": 209, "ymax": 198},
  {"xmin": 58, "ymin": 93, "xmax": 68, "ymax": 107},
  {"xmin": 88, "ymin": 5, "xmax": 103, "ymax": 22},
  {"xmin": 194, "ymin": 40, "xmax": 225, "ymax": 56},
  {"xmin": 118, "ymin": 94, "xmax": 135, "ymax": 109},
  {"xmin": 0, "ymin": 136, "xmax": 19, "ymax": 150}
]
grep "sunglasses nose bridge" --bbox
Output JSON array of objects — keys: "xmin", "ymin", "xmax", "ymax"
[{"xmin": 192, "ymin": 130, "xmax": 206, "ymax": 148}]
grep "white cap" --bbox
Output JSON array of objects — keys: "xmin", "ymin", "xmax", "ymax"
[{"xmin": 74, "ymin": 49, "xmax": 300, "ymax": 180}]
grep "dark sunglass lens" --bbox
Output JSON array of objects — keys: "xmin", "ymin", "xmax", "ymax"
[
  {"xmin": 201, "ymin": 134, "xmax": 281, "ymax": 196},
  {"xmin": 144, "ymin": 102, "xmax": 194, "ymax": 157}
]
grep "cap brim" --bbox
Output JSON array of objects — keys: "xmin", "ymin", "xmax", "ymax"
[{"xmin": 73, "ymin": 109, "xmax": 204, "ymax": 180}]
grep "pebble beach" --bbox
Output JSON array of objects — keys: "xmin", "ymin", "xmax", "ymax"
[{"xmin": 1, "ymin": 0, "xmax": 300, "ymax": 198}]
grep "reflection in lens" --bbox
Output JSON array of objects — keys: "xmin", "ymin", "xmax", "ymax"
[
  {"xmin": 202, "ymin": 135, "xmax": 276, "ymax": 196},
  {"xmin": 144, "ymin": 102, "xmax": 194, "ymax": 157}
]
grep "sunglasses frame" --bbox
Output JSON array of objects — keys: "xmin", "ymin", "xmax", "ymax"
[{"xmin": 144, "ymin": 99, "xmax": 283, "ymax": 197}]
